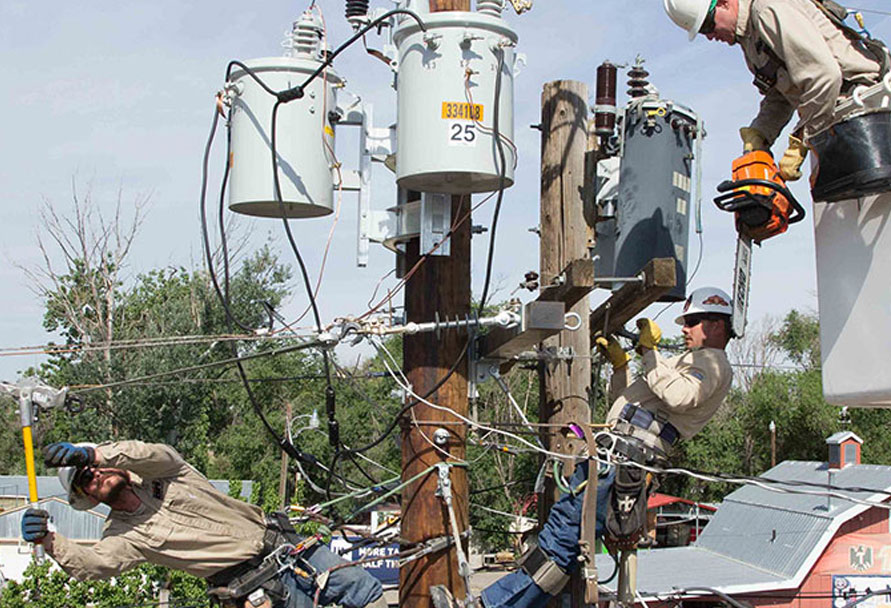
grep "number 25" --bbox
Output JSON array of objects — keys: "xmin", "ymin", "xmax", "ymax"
[{"xmin": 450, "ymin": 124, "xmax": 475, "ymax": 142}]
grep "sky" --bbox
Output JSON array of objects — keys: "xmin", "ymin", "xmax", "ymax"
[{"xmin": 0, "ymin": 0, "xmax": 889, "ymax": 382}]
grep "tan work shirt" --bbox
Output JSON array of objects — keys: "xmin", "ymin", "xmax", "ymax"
[
  {"xmin": 606, "ymin": 347, "xmax": 733, "ymax": 440},
  {"xmin": 50, "ymin": 441, "xmax": 267, "ymax": 580},
  {"xmin": 736, "ymin": 0, "xmax": 881, "ymax": 142}
]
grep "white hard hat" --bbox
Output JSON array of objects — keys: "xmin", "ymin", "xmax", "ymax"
[
  {"xmin": 663, "ymin": 0, "xmax": 715, "ymax": 40},
  {"xmin": 675, "ymin": 287, "xmax": 733, "ymax": 324},
  {"xmin": 57, "ymin": 443, "xmax": 98, "ymax": 511}
]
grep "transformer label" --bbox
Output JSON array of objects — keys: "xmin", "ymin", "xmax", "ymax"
[
  {"xmin": 442, "ymin": 102, "xmax": 484, "ymax": 122},
  {"xmin": 447, "ymin": 122, "xmax": 477, "ymax": 147}
]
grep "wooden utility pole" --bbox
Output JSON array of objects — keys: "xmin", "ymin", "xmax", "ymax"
[
  {"xmin": 400, "ymin": 192, "xmax": 472, "ymax": 606},
  {"xmin": 538, "ymin": 80, "xmax": 592, "ymax": 606}
]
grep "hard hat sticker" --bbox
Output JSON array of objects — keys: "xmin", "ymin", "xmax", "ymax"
[{"xmin": 441, "ymin": 102, "xmax": 484, "ymax": 122}]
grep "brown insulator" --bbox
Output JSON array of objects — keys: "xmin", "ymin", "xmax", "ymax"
[
  {"xmin": 627, "ymin": 66, "xmax": 650, "ymax": 98},
  {"xmin": 594, "ymin": 61, "xmax": 618, "ymax": 137}
]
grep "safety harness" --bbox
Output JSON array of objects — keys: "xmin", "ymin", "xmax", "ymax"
[
  {"xmin": 206, "ymin": 513, "xmax": 322, "ymax": 608},
  {"xmin": 751, "ymin": 0, "xmax": 890, "ymax": 95},
  {"xmin": 601, "ymin": 406, "xmax": 675, "ymax": 551}
]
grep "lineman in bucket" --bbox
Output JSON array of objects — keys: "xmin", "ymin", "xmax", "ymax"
[
  {"xmin": 20, "ymin": 440, "xmax": 388, "ymax": 608},
  {"xmin": 432, "ymin": 287, "xmax": 735, "ymax": 608},
  {"xmin": 662, "ymin": 0, "xmax": 889, "ymax": 181}
]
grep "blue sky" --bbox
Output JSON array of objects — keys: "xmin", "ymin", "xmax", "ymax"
[{"xmin": 1, "ymin": 0, "xmax": 889, "ymax": 380}]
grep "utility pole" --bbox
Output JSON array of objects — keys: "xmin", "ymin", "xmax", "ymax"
[
  {"xmin": 400, "ymin": 191, "xmax": 471, "ymax": 607},
  {"xmin": 399, "ymin": 3, "xmax": 474, "ymax": 604},
  {"xmin": 538, "ymin": 80, "xmax": 592, "ymax": 606}
]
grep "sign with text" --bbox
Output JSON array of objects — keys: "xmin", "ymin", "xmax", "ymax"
[{"xmin": 329, "ymin": 535, "xmax": 400, "ymax": 586}]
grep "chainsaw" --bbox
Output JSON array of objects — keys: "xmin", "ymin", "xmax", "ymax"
[{"xmin": 713, "ymin": 150, "xmax": 805, "ymax": 338}]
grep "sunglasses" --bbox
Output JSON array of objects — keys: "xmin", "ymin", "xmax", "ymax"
[
  {"xmin": 699, "ymin": 4, "xmax": 717, "ymax": 35},
  {"xmin": 682, "ymin": 314, "xmax": 709, "ymax": 328},
  {"xmin": 73, "ymin": 467, "xmax": 96, "ymax": 490}
]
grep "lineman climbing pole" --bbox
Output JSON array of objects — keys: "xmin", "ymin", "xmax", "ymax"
[
  {"xmin": 399, "ymin": 5, "xmax": 472, "ymax": 605},
  {"xmin": 538, "ymin": 80, "xmax": 593, "ymax": 607}
]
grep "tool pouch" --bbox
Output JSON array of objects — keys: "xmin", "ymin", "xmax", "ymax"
[{"xmin": 604, "ymin": 465, "xmax": 647, "ymax": 549}]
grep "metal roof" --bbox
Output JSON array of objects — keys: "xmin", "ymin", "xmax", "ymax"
[
  {"xmin": 595, "ymin": 547, "xmax": 788, "ymax": 596},
  {"xmin": 0, "ymin": 497, "xmax": 106, "ymax": 540},
  {"xmin": 598, "ymin": 459, "xmax": 891, "ymax": 598},
  {"xmin": 826, "ymin": 431, "xmax": 863, "ymax": 444}
]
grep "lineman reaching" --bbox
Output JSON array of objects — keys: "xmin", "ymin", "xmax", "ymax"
[
  {"xmin": 663, "ymin": 0, "xmax": 888, "ymax": 180},
  {"xmin": 20, "ymin": 440, "xmax": 387, "ymax": 608},
  {"xmin": 432, "ymin": 287, "xmax": 735, "ymax": 608}
]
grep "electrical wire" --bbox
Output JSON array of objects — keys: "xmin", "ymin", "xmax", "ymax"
[
  {"xmin": 199, "ymin": 101, "xmax": 256, "ymax": 333},
  {"xmin": 477, "ymin": 46, "xmax": 508, "ymax": 314},
  {"xmin": 322, "ymin": 340, "xmax": 471, "ymax": 505},
  {"xmin": 275, "ymin": 9, "xmax": 426, "ymax": 105},
  {"xmin": 68, "ymin": 339, "xmax": 329, "ymax": 395}
]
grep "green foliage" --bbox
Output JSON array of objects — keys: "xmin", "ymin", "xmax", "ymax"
[
  {"xmin": 0, "ymin": 561, "xmax": 207, "ymax": 608},
  {"xmin": 769, "ymin": 310, "xmax": 821, "ymax": 369}
]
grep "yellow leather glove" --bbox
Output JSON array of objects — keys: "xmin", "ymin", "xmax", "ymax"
[
  {"xmin": 595, "ymin": 336, "xmax": 631, "ymax": 369},
  {"xmin": 636, "ymin": 318, "xmax": 662, "ymax": 353},
  {"xmin": 778, "ymin": 134, "xmax": 808, "ymax": 181},
  {"xmin": 739, "ymin": 127, "xmax": 769, "ymax": 152}
]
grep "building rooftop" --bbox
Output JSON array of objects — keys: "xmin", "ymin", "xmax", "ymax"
[{"xmin": 597, "ymin": 459, "xmax": 891, "ymax": 597}]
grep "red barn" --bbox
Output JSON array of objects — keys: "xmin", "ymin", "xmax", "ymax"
[{"xmin": 596, "ymin": 432, "xmax": 891, "ymax": 608}]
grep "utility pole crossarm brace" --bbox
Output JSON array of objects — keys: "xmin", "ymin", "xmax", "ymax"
[
  {"xmin": 589, "ymin": 257, "xmax": 677, "ymax": 338},
  {"xmin": 538, "ymin": 258, "xmax": 596, "ymax": 308}
]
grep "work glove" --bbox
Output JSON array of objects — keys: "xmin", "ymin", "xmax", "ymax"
[
  {"xmin": 595, "ymin": 336, "xmax": 631, "ymax": 369},
  {"xmin": 635, "ymin": 318, "xmax": 662, "ymax": 353},
  {"xmin": 43, "ymin": 442, "xmax": 94, "ymax": 469},
  {"xmin": 21, "ymin": 509, "xmax": 50, "ymax": 543},
  {"xmin": 739, "ymin": 127, "xmax": 769, "ymax": 152},
  {"xmin": 778, "ymin": 134, "xmax": 808, "ymax": 181}
]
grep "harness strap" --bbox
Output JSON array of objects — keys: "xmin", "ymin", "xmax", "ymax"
[
  {"xmin": 618, "ymin": 404, "xmax": 680, "ymax": 448},
  {"xmin": 519, "ymin": 546, "xmax": 570, "ymax": 595}
]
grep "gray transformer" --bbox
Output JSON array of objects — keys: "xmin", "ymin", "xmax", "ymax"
[{"xmin": 611, "ymin": 98, "xmax": 700, "ymax": 302}]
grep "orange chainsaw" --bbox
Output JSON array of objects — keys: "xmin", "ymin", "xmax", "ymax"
[{"xmin": 713, "ymin": 150, "xmax": 805, "ymax": 338}]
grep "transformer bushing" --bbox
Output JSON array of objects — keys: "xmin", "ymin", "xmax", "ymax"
[{"xmin": 392, "ymin": 7, "xmax": 518, "ymax": 194}]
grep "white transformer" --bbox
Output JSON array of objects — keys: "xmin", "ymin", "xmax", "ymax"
[
  {"xmin": 228, "ymin": 11, "xmax": 342, "ymax": 218},
  {"xmin": 392, "ymin": 3, "xmax": 518, "ymax": 194}
]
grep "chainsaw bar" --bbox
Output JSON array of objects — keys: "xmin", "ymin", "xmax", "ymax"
[{"xmin": 732, "ymin": 234, "xmax": 752, "ymax": 338}]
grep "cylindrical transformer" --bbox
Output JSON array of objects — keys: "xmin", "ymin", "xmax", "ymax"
[
  {"xmin": 614, "ymin": 98, "xmax": 699, "ymax": 301},
  {"xmin": 227, "ymin": 55, "xmax": 342, "ymax": 218},
  {"xmin": 393, "ymin": 10, "xmax": 518, "ymax": 194},
  {"xmin": 594, "ymin": 62, "xmax": 617, "ymax": 138}
]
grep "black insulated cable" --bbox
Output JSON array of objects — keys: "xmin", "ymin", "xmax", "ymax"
[
  {"xmin": 276, "ymin": 9, "xmax": 426, "ymax": 104},
  {"xmin": 199, "ymin": 105, "xmax": 256, "ymax": 333},
  {"xmin": 478, "ymin": 47, "xmax": 508, "ymax": 313}
]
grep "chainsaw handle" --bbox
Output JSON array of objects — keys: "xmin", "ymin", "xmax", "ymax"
[{"xmin": 715, "ymin": 178, "xmax": 806, "ymax": 224}]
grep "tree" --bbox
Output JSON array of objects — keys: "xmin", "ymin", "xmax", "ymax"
[
  {"xmin": 18, "ymin": 179, "xmax": 147, "ymax": 437},
  {"xmin": 0, "ymin": 560, "xmax": 207, "ymax": 608}
]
